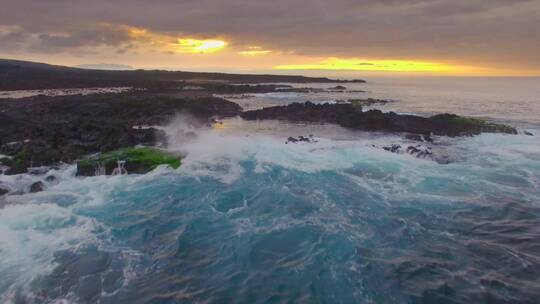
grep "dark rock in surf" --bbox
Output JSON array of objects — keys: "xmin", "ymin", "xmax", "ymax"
[
  {"xmin": 0, "ymin": 187, "xmax": 9, "ymax": 196},
  {"xmin": 407, "ymin": 145, "xmax": 421, "ymax": 154},
  {"xmin": 407, "ymin": 145, "xmax": 432, "ymax": 158},
  {"xmin": 382, "ymin": 143, "xmax": 433, "ymax": 160},
  {"xmin": 286, "ymin": 137, "xmax": 299, "ymax": 143},
  {"xmin": 45, "ymin": 175, "xmax": 58, "ymax": 184},
  {"xmin": 383, "ymin": 144, "xmax": 402, "ymax": 153},
  {"xmin": 30, "ymin": 181, "xmax": 45, "ymax": 193},
  {"xmin": 286, "ymin": 135, "xmax": 318, "ymax": 144},
  {"xmin": 524, "ymin": 131, "xmax": 534, "ymax": 136}
]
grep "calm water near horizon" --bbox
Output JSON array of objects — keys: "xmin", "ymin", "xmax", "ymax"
[
  {"xmin": 1, "ymin": 77, "xmax": 540, "ymax": 303},
  {"xmin": 230, "ymin": 76, "xmax": 540, "ymax": 126},
  {"xmin": 364, "ymin": 76, "xmax": 540, "ymax": 124}
]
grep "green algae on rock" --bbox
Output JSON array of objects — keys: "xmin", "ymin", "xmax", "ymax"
[{"xmin": 77, "ymin": 147, "xmax": 181, "ymax": 176}]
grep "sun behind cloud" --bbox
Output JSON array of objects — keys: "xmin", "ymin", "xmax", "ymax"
[
  {"xmin": 125, "ymin": 26, "xmax": 227, "ymax": 54},
  {"xmin": 176, "ymin": 38, "xmax": 227, "ymax": 53},
  {"xmin": 19, "ymin": 24, "xmax": 529, "ymax": 76}
]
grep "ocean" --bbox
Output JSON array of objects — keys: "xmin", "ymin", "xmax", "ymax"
[{"xmin": 1, "ymin": 77, "xmax": 540, "ymax": 303}]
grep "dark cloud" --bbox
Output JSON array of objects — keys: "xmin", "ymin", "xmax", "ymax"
[
  {"xmin": 28, "ymin": 26, "xmax": 132, "ymax": 53},
  {"xmin": 1, "ymin": 0, "xmax": 539, "ymax": 70},
  {"xmin": 0, "ymin": 26, "xmax": 30, "ymax": 52}
]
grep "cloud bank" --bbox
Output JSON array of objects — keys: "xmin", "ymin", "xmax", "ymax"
[{"xmin": 1, "ymin": 0, "xmax": 539, "ymax": 74}]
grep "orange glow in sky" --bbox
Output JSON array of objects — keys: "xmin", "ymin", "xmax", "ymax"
[{"xmin": 6, "ymin": 25, "xmax": 537, "ymax": 76}]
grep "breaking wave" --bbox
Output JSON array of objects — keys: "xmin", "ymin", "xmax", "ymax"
[{"xmin": 1, "ymin": 120, "xmax": 539, "ymax": 303}]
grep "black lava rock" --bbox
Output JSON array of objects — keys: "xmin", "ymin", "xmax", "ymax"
[
  {"xmin": 0, "ymin": 187, "xmax": 9, "ymax": 196},
  {"xmin": 241, "ymin": 102, "xmax": 517, "ymax": 137},
  {"xmin": 383, "ymin": 144, "xmax": 402, "ymax": 153},
  {"xmin": 30, "ymin": 181, "xmax": 45, "ymax": 193},
  {"xmin": 0, "ymin": 92, "xmax": 241, "ymax": 175},
  {"xmin": 45, "ymin": 175, "xmax": 58, "ymax": 184}
]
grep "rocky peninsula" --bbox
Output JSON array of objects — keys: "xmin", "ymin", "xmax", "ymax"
[
  {"xmin": 0, "ymin": 59, "xmax": 518, "ymax": 179},
  {"xmin": 0, "ymin": 92, "xmax": 240, "ymax": 174},
  {"xmin": 240, "ymin": 101, "xmax": 517, "ymax": 136}
]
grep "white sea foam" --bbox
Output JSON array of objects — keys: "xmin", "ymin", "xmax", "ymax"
[
  {"xmin": 158, "ymin": 114, "xmax": 540, "ymax": 186},
  {"xmin": 1, "ymin": 114, "xmax": 539, "ymax": 302},
  {"xmin": 0, "ymin": 165, "xmax": 150, "ymax": 301},
  {"xmin": 0, "ymin": 203, "xmax": 102, "ymax": 302}
]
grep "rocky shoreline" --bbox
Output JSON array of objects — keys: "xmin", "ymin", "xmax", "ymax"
[
  {"xmin": 241, "ymin": 101, "xmax": 517, "ymax": 136},
  {"xmin": 0, "ymin": 92, "xmax": 240, "ymax": 175},
  {"xmin": 0, "ymin": 59, "xmax": 365, "ymax": 91},
  {"xmin": 0, "ymin": 60, "xmax": 521, "ymax": 183},
  {"xmin": 0, "ymin": 92, "xmax": 517, "ymax": 175},
  {"xmin": 1, "ymin": 93, "xmax": 518, "ymax": 179}
]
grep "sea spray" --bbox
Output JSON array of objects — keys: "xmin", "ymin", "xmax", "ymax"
[{"xmin": 1, "ymin": 122, "xmax": 539, "ymax": 303}]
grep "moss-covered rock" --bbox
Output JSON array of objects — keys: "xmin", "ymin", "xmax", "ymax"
[
  {"xmin": 1, "ymin": 153, "xmax": 29, "ymax": 175},
  {"xmin": 430, "ymin": 114, "xmax": 517, "ymax": 136},
  {"xmin": 77, "ymin": 147, "xmax": 181, "ymax": 176},
  {"xmin": 1, "ymin": 140, "xmax": 65, "ymax": 175}
]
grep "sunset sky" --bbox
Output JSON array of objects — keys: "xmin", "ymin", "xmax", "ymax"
[{"xmin": 1, "ymin": 0, "xmax": 539, "ymax": 76}]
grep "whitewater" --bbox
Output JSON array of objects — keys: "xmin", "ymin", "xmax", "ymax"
[{"xmin": 1, "ymin": 77, "xmax": 540, "ymax": 303}]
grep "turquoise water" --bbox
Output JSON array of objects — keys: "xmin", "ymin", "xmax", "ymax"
[
  {"xmin": 2, "ymin": 77, "xmax": 540, "ymax": 303},
  {"xmin": 1, "ymin": 126, "xmax": 540, "ymax": 303}
]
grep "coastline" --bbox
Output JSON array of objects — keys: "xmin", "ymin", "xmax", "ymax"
[{"xmin": 0, "ymin": 84, "xmax": 519, "ymax": 178}]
